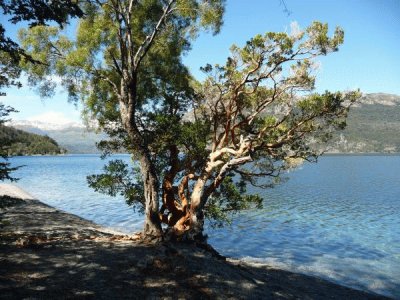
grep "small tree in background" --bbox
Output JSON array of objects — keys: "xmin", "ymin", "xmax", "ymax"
[
  {"xmin": 19, "ymin": 0, "xmax": 359, "ymax": 241},
  {"xmin": 0, "ymin": 103, "xmax": 18, "ymax": 181}
]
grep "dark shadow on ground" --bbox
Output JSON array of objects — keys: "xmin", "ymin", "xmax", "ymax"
[{"xmin": 0, "ymin": 196, "xmax": 392, "ymax": 299}]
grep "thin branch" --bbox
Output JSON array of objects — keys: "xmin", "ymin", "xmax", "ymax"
[
  {"xmin": 133, "ymin": 0, "xmax": 176, "ymax": 69},
  {"xmin": 108, "ymin": 50, "xmax": 123, "ymax": 76},
  {"xmin": 91, "ymin": 68, "xmax": 120, "ymax": 97}
]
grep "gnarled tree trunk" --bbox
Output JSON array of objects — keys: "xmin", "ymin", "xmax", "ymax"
[
  {"xmin": 186, "ymin": 173, "xmax": 209, "ymax": 241},
  {"xmin": 120, "ymin": 91, "xmax": 163, "ymax": 239},
  {"xmin": 160, "ymin": 171, "xmax": 209, "ymax": 241},
  {"xmin": 140, "ymin": 154, "xmax": 163, "ymax": 238}
]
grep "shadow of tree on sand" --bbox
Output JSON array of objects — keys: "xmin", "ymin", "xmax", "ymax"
[{"xmin": 0, "ymin": 196, "xmax": 390, "ymax": 299}]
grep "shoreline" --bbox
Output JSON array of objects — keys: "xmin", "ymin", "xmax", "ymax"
[
  {"xmin": 0, "ymin": 184, "xmax": 392, "ymax": 299},
  {"xmin": 324, "ymin": 152, "xmax": 400, "ymax": 156}
]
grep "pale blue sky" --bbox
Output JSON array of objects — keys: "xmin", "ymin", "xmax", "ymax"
[{"xmin": 1, "ymin": 0, "xmax": 399, "ymax": 123}]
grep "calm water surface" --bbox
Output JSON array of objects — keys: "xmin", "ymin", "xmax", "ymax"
[{"xmin": 8, "ymin": 155, "xmax": 400, "ymax": 298}]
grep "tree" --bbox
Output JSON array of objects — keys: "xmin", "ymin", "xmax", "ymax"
[
  {"xmin": 0, "ymin": 103, "xmax": 19, "ymax": 181},
  {"xmin": 0, "ymin": 0, "xmax": 83, "ymax": 134},
  {"xmin": 0, "ymin": 0, "xmax": 83, "ymax": 94},
  {"xmin": 19, "ymin": 1, "xmax": 359, "ymax": 240},
  {"xmin": 0, "ymin": 0, "xmax": 83, "ymax": 180},
  {"xmin": 19, "ymin": 0, "xmax": 225, "ymax": 238}
]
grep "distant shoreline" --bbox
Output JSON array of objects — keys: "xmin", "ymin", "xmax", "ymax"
[{"xmin": 324, "ymin": 152, "xmax": 400, "ymax": 156}]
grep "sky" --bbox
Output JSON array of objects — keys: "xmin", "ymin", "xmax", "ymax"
[{"xmin": 1, "ymin": 0, "xmax": 399, "ymax": 124}]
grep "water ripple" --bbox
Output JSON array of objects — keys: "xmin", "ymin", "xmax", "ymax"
[{"xmin": 10, "ymin": 154, "xmax": 400, "ymax": 298}]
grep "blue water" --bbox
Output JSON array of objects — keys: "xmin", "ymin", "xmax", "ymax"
[{"xmin": 7, "ymin": 155, "xmax": 400, "ymax": 298}]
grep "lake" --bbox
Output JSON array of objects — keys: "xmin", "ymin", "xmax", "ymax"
[{"xmin": 8, "ymin": 154, "xmax": 400, "ymax": 298}]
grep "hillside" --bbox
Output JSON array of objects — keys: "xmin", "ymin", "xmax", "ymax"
[
  {"xmin": 42, "ymin": 127, "xmax": 104, "ymax": 154},
  {"xmin": 7, "ymin": 93, "xmax": 400, "ymax": 154},
  {"xmin": 0, "ymin": 125, "xmax": 66, "ymax": 155},
  {"xmin": 328, "ymin": 93, "xmax": 400, "ymax": 153},
  {"xmin": 9, "ymin": 122, "xmax": 104, "ymax": 154}
]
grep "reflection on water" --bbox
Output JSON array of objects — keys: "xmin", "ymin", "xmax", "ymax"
[{"xmin": 10, "ymin": 155, "xmax": 400, "ymax": 298}]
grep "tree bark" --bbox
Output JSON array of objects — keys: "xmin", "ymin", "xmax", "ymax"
[
  {"xmin": 187, "ymin": 172, "xmax": 210, "ymax": 241},
  {"xmin": 140, "ymin": 154, "xmax": 163, "ymax": 239},
  {"xmin": 187, "ymin": 210, "xmax": 206, "ymax": 241},
  {"xmin": 119, "ymin": 90, "xmax": 163, "ymax": 239}
]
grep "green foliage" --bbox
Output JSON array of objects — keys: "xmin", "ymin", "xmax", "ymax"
[
  {"xmin": 18, "ymin": 0, "xmax": 225, "ymax": 203},
  {"xmin": 0, "ymin": 0, "xmax": 83, "ymax": 182},
  {"xmin": 0, "ymin": 0, "xmax": 83, "ymax": 27},
  {"xmin": 0, "ymin": 124, "xmax": 65, "ymax": 156},
  {"xmin": 205, "ymin": 176, "xmax": 263, "ymax": 227},
  {"xmin": 0, "ymin": 0, "xmax": 83, "ymax": 95},
  {"xmin": 0, "ymin": 47, "xmax": 22, "ymax": 96},
  {"xmin": 18, "ymin": 0, "xmax": 224, "ymax": 102},
  {"xmin": 188, "ymin": 21, "xmax": 360, "ymax": 224},
  {"xmin": 198, "ymin": 22, "xmax": 358, "ymax": 147},
  {"xmin": 87, "ymin": 160, "xmax": 145, "ymax": 212},
  {"xmin": 0, "ymin": 103, "xmax": 19, "ymax": 181},
  {"xmin": 18, "ymin": 3, "xmax": 361, "ymax": 231}
]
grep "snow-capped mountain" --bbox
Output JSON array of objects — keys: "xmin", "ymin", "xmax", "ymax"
[
  {"xmin": 3, "ymin": 93, "xmax": 400, "ymax": 154},
  {"xmin": 7, "ymin": 119, "xmax": 85, "ymax": 131}
]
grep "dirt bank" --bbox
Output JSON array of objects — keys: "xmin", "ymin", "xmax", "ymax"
[{"xmin": 0, "ymin": 184, "xmax": 390, "ymax": 299}]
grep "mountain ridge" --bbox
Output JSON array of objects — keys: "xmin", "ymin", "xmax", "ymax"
[
  {"xmin": 8, "ymin": 119, "xmax": 85, "ymax": 131},
  {"xmin": 0, "ymin": 125, "xmax": 66, "ymax": 155},
  {"xmin": 327, "ymin": 93, "xmax": 400, "ymax": 153},
  {"xmin": 6, "ymin": 92, "xmax": 400, "ymax": 154},
  {"xmin": 7, "ymin": 121, "xmax": 103, "ymax": 154}
]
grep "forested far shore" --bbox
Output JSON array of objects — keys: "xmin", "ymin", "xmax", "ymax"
[
  {"xmin": 8, "ymin": 93, "xmax": 400, "ymax": 155},
  {"xmin": 0, "ymin": 125, "xmax": 66, "ymax": 156}
]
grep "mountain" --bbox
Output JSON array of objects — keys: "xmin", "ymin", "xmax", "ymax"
[
  {"xmin": 0, "ymin": 125, "xmax": 66, "ymax": 155},
  {"xmin": 6, "ymin": 93, "xmax": 400, "ymax": 154},
  {"xmin": 327, "ymin": 93, "xmax": 400, "ymax": 153},
  {"xmin": 8, "ymin": 121, "xmax": 105, "ymax": 154},
  {"xmin": 9, "ymin": 119, "xmax": 84, "ymax": 131},
  {"xmin": 44, "ymin": 127, "xmax": 105, "ymax": 154}
]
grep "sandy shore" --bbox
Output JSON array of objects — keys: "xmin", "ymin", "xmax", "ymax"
[{"xmin": 0, "ymin": 184, "xmax": 391, "ymax": 299}]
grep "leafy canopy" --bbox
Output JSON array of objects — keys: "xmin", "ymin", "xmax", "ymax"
[
  {"xmin": 18, "ymin": 1, "xmax": 359, "ymax": 230},
  {"xmin": 0, "ymin": 0, "xmax": 83, "ymax": 94},
  {"xmin": 89, "ymin": 21, "xmax": 359, "ymax": 227},
  {"xmin": 1, "ymin": 0, "xmax": 83, "ymax": 181}
]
